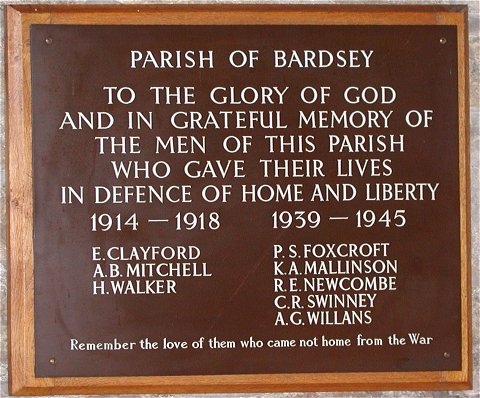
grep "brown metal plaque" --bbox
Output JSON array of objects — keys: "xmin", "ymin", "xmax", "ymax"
[{"xmin": 7, "ymin": 5, "xmax": 470, "ymax": 395}]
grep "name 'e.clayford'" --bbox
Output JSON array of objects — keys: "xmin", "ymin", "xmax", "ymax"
[{"xmin": 92, "ymin": 245, "xmax": 201, "ymax": 261}]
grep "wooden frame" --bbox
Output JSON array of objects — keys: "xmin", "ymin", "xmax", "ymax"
[{"xmin": 6, "ymin": 5, "xmax": 470, "ymax": 395}]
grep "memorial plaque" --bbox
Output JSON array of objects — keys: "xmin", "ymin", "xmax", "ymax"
[{"xmin": 7, "ymin": 5, "xmax": 471, "ymax": 395}]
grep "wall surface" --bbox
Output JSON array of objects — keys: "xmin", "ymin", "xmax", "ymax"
[{"xmin": 0, "ymin": 0, "xmax": 478, "ymax": 397}]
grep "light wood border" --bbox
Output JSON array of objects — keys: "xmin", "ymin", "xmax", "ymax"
[{"xmin": 6, "ymin": 5, "xmax": 471, "ymax": 396}]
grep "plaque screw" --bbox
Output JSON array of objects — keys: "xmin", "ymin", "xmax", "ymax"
[
  {"xmin": 34, "ymin": 8, "xmax": 38, "ymax": 12},
  {"xmin": 49, "ymin": 358, "xmax": 56, "ymax": 365},
  {"xmin": 444, "ymin": 352, "xmax": 451, "ymax": 358},
  {"xmin": 440, "ymin": 37, "xmax": 447, "ymax": 44},
  {"xmin": 45, "ymin": 37, "xmax": 53, "ymax": 45}
]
